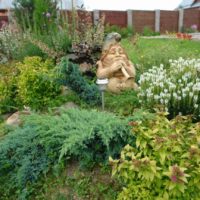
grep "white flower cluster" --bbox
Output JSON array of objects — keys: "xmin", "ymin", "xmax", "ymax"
[
  {"xmin": 138, "ymin": 57, "xmax": 200, "ymax": 116},
  {"xmin": 0, "ymin": 25, "xmax": 22, "ymax": 59}
]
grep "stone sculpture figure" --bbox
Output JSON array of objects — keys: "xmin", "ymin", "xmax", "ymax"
[{"xmin": 96, "ymin": 33, "xmax": 138, "ymax": 93}]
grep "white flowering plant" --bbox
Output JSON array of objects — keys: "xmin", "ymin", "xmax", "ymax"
[
  {"xmin": 0, "ymin": 25, "xmax": 22, "ymax": 60},
  {"xmin": 138, "ymin": 57, "xmax": 200, "ymax": 119}
]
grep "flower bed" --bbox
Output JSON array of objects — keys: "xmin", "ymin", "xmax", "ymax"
[
  {"xmin": 176, "ymin": 33, "xmax": 192, "ymax": 40},
  {"xmin": 138, "ymin": 57, "xmax": 200, "ymax": 119}
]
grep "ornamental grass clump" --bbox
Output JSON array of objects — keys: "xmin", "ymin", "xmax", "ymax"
[
  {"xmin": 110, "ymin": 113, "xmax": 200, "ymax": 200},
  {"xmin": 138, "ymin": 57, "xmax": 200, "ymax": 119}
]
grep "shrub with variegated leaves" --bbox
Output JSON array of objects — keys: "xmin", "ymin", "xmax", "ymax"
[
  {"xmin": 110, "ymin": 112, "xmax": 200, "ymax": 200},
  {"xmin": 138, "ymin": 57, "xmax": 200, "ymax": 119}
]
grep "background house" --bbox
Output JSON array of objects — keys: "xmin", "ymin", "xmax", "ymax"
[
  {"xmin": 178, "ymin": 0, "xmax": 200, "ymax": 9},
  {"xmin": 177, "ymin": 0, "xmax": 200, "ymax": 31}
]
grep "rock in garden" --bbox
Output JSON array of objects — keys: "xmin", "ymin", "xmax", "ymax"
[{"xmin": 6, "ymin": 109, "xmax": 31, "ymax": 126}]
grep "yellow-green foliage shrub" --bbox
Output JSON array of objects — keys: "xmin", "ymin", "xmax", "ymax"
[
  {"xmin": 110, "ymin": 113, "xmax": 200, "ymax": 200},
  {"xmin": 17, "ymin": 57, "xmax": 61, "ymax": 109},
  {"xmin": 0, "ymin": 64, "xmax": 18, "ymax": 114},
  {"xmin": 0, "ymin": 77, "xmax": 17, "ymax": 114}
]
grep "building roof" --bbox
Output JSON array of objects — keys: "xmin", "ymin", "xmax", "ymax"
[
  {"xmin": 0, "ymin": 0, "xmax": 84, "ymax": 10},
  {"xmin": 178, "ymin": 0, "xmax": 200, "ymax": 8}
]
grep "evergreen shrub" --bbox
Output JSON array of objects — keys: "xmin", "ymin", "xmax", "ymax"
[
  {"xmin": 58, "ymin": 58, "xmax": 101, "ymax": 105},
  {"xmin": 0, "ymin": 108, "xmax": 134, "ymax": 199}
]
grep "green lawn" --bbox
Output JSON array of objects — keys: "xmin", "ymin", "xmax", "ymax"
[{"xmin": 122, "ymin": 37, "xmax": 200, "ymax": 77}]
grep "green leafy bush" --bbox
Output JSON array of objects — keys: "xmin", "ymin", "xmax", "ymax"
[
  {"xmin": 142, "ymin": 26, "xmax": 160, "ymax": 36},
  {"xmin": 58, "ymin": 58, "xmax": 101, "ymax": 105},
  {"xmin": 0, "ymin": 64, "xmax": 18, "ymax": 114},
  {"xmin": 111, "ymin": 113, "xmax": 200, "ymax": 200},
  {"xmin": 0, "ymin": 108, "xmax": 134, "ymax": 199},
  {"xmin": 0, "ymin": 76, "xmax": 17, "ymax": 114},
  {"xmin": 25, "ymin": 30, "xmax": 71, "ymax": 61},
  {"xmin": 138, "ymin": 58, "xmax": 200, "ymax": 119},
  {"xmin": 105, "ymin": 24, "xmax": 134, "ymax": 38},
  {"xmin": 17, "ymin": 39, "xmax": 46, "ymax": 60},
  {"xmin": 17, "ymin": 56, "xmax": 61, "ymax": 109},
  {"xmin": 105, "ymin": 90, "xmax": 140, "ymax": 116}
]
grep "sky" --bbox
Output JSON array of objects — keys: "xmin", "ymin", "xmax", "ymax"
[
  {"xmin": 84, "ymin": 0, "xmax": 183, "ymax": 11},
  {"xmin": 0, "ymin": 0, "xmax": 183, "ymax": 10}
]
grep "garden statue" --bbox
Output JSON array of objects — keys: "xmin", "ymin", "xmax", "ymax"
[{"xmin": 96, "ymin": 32, "xmax": 138, "ymax": 93}]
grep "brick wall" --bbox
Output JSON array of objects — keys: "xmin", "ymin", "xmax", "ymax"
[
  {"xmin": 100, "ymin": 10, "xmax": 127, "ymax": 27},
  {"xmin": 77, "ymin": 10, "xmax": 93, "ymax": 24},
  {"xmin": 0, "ymin": 10, "xmax": 7, "ymax": 16},
  {"xmin": 160, "ymin": 11, "xmax": 179, "ymax": 33},
  {"xmin": 0, "ymin": 16, "xmax": 8, "ymax": 29},
  {"xmin": 132, "ymin": 10, "xmax": 155, "ymax": 33},
  {"xmin": 0, "ymin": 10, "xmax": 8, "ymax": 28},
  {"xmin": 199, "ymin": 10, "xmax": 200, "ymax": 31},
  {"xmin": 1, "ymin": 8, "xmax": 200, "ymax": 33},
  {"xmin": 184, "ymin": 8, "xmax": 200, "ymax": 30}
]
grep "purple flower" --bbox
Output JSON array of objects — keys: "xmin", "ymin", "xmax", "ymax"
[
  {"xmin": 170, "ymin": 165, "xmax": 185, "ymax": 184},
  {"xmin": 191, "ymin": 24, "xmax": 198, "ymax": 31},
  {"xmin": 170, "ymin": 175, "xmax": 177, "ymax": 183},
  {"xmin": 46, "ymin": 12, "xmax": 51, "ymax": 18}
]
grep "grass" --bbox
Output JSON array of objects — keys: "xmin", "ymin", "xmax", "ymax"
[
  {"xmin": 121, "ymin": 37, "xmax": 200, "ymax": 79},
  {"xmin": 105, "ymin": 90, "xmax": 140, "ymax": 116}
]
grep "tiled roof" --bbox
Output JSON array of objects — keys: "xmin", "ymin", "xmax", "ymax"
[
  {"xmin": 178, "ymin": 0, "xmax": 200, "ymax": 8},
  {"xmin": 192, "ymin": 2, "xmax": 200, "ymax": 7}
]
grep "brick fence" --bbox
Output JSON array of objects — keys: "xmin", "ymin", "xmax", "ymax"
[
  {"xmin": 0, "ymin": 10, "xmax": 8, "ymax": 28},
  {"xmin": 1, "ymin": 8, "xmax": 200, "ymax": 33},
  {"xmin": 126, "ymin": 8, "xmax": 199, "ymax": 33},
  {"xmin": 183, "ymin": 8, "xmax": 200, "ymax": 32}
]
